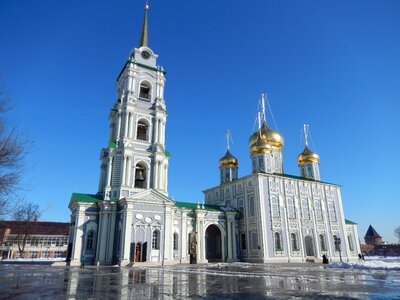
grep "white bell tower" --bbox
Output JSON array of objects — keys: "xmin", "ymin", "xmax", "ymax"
[{"xmin": 97, "ymin": 2, "xmax": 169, "ymax": 200}]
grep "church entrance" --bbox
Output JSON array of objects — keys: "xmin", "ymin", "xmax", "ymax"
[
  {"xmin": 305, "ymin": 235, "xmax": 315, "ymax": 257},
  {"xmin": 205, "ymin": 225, "xmax": 222, "ymax": 261},
  {"xmin": 135, "ymin": 243, "xmax": 142, "ymax": 262}
]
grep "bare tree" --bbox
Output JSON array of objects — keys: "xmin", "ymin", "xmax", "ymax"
[
  {"xmin": 0, "ymin": 77, "xmax": 28, "ymax": 217},
  {"xmin": 395, "ymin": 226, "xmax": 400, "ymax": 243},
  {"xmin": 13, "ymin": 202, "xmax": 40, "ymax": 257}
]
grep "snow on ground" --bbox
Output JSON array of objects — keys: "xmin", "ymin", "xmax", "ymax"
[{"xmin": 327, "ymin": 256, "xmax": 400, "ymax": 271}]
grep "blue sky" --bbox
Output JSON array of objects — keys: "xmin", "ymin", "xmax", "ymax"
[{"xmin": 0, "ymin": 0, "xmax": 399, "ymax": 242}]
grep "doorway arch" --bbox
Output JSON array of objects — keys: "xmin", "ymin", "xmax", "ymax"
[
  {"xmin": 205, "ymin": 224, "xmax": 222, "ymax": 261},
  {"xmin": 304, "ymin": 235, "xmax": 315, "ymax": 257}
]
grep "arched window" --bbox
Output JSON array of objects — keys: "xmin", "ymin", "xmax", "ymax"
[
  {"xmin": 241, "ymin": 234, "xmax": 246, "ymax": 250},
  {"xmin": 348, "ymin": 235, "xmax": 354, "ymax": 251},
  {"xmin": 134, "ymin": 163, "xmax": 147, "ymax": 189},
  {"xmin": 173, "ymin": 233, "xmax": 178, "ymax": 251},
  {"xmin": 328, "ymin": 202, "xmax": 337, "ymax": 221},
  {"xmin": 301, "ymin": 199, "xmax": 310, "ymax": 219},
  {"xmin": 136, "ymin": 120, "xmax": 149, "ymax": 141},
  {"xmin": 251, "ymin": 231, "xmax": 257, "ymax": 250},
  {"xmin": 271, "ymin": 196, "xmax": 279, "ymax": 218},
  {"xmin": 287, "ymin": 198, "xmax": 295, "ymax": 219},
  {"xmin": 333, "ymin": 235, "xmax": 340, "ymax": 251},
  {"xmin": 307, "ymin": 165, "xmax": 313, "ymax": 177},
  {"xmin": 315, "ymin": 201, "xmax": 322, "ymax": 221},
  {"xmin": 319, "ymin": 234, "xmax": 326, "ymax": 251},
  {"xmin": 249, "ymin": 195, "xmax": 255, "ymax": 217},
  {"xmin": 238, "ymin": 199, "xmax": 244, "ymax": 215},
  {"xmin": 291, "ymin": 233, "xmax": 298, "ymax": 250},
  {"xmin": 86, "ymin": 231, "xmax": 95, "ymax": 251},
  {"xmin": 152, "ymin": 230, "xmax": 160, "ymax": 250},
  {"xmin": 139, "ymin": 81, "xmax": 151, "ymax": 100},
  {"xmin": 274, "ymin": 232, "xmax": 282, "ymax": 250}
]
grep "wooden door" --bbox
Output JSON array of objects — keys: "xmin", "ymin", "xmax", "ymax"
[{"xmin": 135, "ymin": 243, "xmax": 142, "ymax": 262}]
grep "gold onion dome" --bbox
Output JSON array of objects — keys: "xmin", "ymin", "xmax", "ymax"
[
  {"xmin": 219, "ymin": 149, "xmax": 239, "ymax": 168},
  {"xmin": 250, "ymin": 134, "xmax": 273, "ymax": 155},
  {"xmin": 297, "ymin": 146, "xmax": 320, "ymax": 165},
  {"xmin": 249, "ymin": 122, "xmax": 284, "ymax": 150}
]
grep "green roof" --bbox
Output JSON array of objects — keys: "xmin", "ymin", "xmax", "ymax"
[
  {"xmin": 174, "ymin": 201, "xmax": 223, "ymax": 212},
  {"xmin": 109, "ymin": 140, "xmax": 117, "ymax": 149},
  {"xmin": 345, "ymin": 219, "xmax": 357, "ymax": 225},
  {"xmin": 73, "ymin": 193, "xmax": 103, "ymax": 203},
  {"xmin": 272, "ymin": 173, "xmax": 340, "ymax": 186}
]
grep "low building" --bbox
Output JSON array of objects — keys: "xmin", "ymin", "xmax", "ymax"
[{"xmin": 0, "ymin": 221, "xmax": 70, "ymax": 260}]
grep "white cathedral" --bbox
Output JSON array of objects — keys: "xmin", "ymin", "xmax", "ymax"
[{"xmin": 67, "ymin": 4, "xmax": 360, "ymax": 266}]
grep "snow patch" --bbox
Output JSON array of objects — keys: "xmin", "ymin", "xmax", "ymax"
[{"xmin": 327, "ymin": 257, "xmax": 400, "ymax": 271}]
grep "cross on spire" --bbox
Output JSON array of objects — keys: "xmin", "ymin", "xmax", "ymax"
[
  {"xmin": 225, "ymin": 130, "xmax": 233, "ymax": 150},
  {"xmin": 261, "ymin": 93, "xmax": 266, "ymax": 123},
  {"xmin": 303, "ymin": 124, "xmax": 310, "ymax": 147}
]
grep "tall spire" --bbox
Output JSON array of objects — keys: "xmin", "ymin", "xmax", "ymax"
[{"xmin": 139, "ymin": 0, "xmax": 149, "ymax": 47}]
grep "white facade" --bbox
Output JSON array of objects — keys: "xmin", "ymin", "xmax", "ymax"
[{"xmin": 67, "ymin": 4, "xmax": 360, "ymax": 266}]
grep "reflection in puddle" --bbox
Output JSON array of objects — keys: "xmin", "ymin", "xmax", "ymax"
[{"xmin": 0, "ymin": 263, "xmax": 399, "ymax": 299}]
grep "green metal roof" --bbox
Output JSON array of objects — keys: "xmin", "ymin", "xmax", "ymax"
[
  {"xmin": 272, "ymin": 173, "xmax": 340, "ymax": 186},
  {"xmin": 174, "ymin": 201, "xmax": 223, "ymax": 212},
  {"xmin": 345, "ymin": 219, "xmax": 357, "ymax": 225},
  {"xmin": 109, "ymin": 140, "xmax": 117, "ymax": 149},
  {"xmin": 72, "ymin": 193, "xmax": 103, "ymax": 203}
]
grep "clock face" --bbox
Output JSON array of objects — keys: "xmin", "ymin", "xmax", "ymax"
[{"xmin": 141, "ymin": 51, "xmax": 151, "ymax": 59}]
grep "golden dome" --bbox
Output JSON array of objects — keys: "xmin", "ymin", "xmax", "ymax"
[
  {"xmin": 297, "ymin": 146, "xmax": 320, "ymax": 165},
  {"xmin": 250, "ymin": 134, "xmax": 273, "ymax": 155},
  {"xmin": 249, "ymin": 122, "xmax": 284, "ymax": 150},
  {"xmin": 219, "ymin": 149, "xmax": 238, "ymax": 168}
]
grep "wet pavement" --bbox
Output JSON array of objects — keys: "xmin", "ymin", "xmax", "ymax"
[{"xmin": 0, "ymin": 262, "xmax": 399, "ymax": 299}]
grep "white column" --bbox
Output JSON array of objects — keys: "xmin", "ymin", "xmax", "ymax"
[
  {"xmin": 226, "ymin": 212, "xmax": 237, "ymax": 262},
  {"xmin": 281, "ymin": 193, "xmax": 292, "ymax": 262},
  {"xmin": 126, "ymin": 157, "xmax": 131, "ymax": 187},
  {"xmin": 153, "ymin": 160, "xmax": 158, "ymax": 190},
  {"xmin": 71, "ymin": 209, "xmax": 85, "ymax": 266},
  {"xmin": 163, "ymin": 206, "xmax": 173, "ymax": 262},
  {"xmin": 124, "ymin": 112, "xmax": 129, "ymax": 138},
  {"xmin": 153, "ymin": 117, "xmax": 159, "ymax": 144},
  {"xmin": 121, "ymin": 209, "xmax": 133, "ymax": 265},
  {"xmin": 195, "ymin": 211, "xmax": 207, "ymax": 264},
  {"xmin": 106, "ymin": 208, "xmax": 117, "ymax": 264},
  {"xmin": 158, "ymin": 120, "xmax": 162, "ymax": 144},
  {"xmin": 232, "ymin": 223, "xmax": 237, "ymax": 261},
  {"xmin": 106, "ymin": 157, "xmax": 113, "ymax": 187},
  {"xmin": 121, "ymin": 156, "xmax": 126, "ymax": 187},
  {"xmin": 117, "ymin": 113, "xmax": 122, "ymax": 140},
  {"xmin": 227, "ymin": 220, "xmax": 232, "ymax": 261},
  {"xmin": 164, "ymin": 163, "xmax": 169, "ymax": 193},
  {"xmin": 180, "ymin": 211, "xmax": 188, "ymax": 263},
  {"xmin": 295, "ymin": 194, "xmax": 306, "ymax": 261},
  {"xmin": 161, "ymin": 121, "xmax": 166, "ymax": 145},
  {"xmin": 98, "ymin": 210, "xmax": 108, "ymax": 263},
  {"xmin": 157, "ymin": 161, "xmax": 162, "ymax": 189}
]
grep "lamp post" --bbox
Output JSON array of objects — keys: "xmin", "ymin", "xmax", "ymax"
[{"xmin": 335, "ymin": 236, "xmax": 342, "ymax": 262}]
